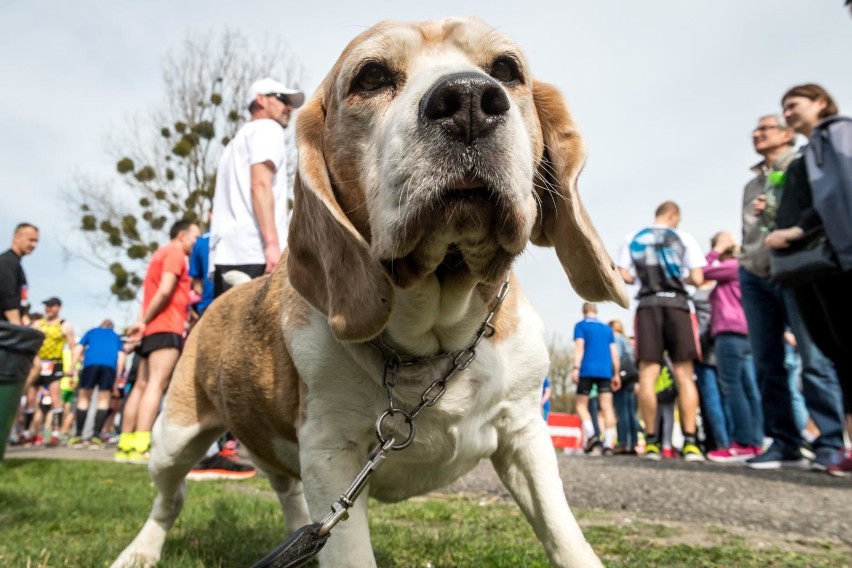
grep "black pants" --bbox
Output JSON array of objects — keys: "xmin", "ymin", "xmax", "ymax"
[{"xmin": 793, "ymin": 270, "xmax": 852, "ymax": 413}]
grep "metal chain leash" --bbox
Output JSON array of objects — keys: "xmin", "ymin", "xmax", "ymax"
[{"xmin": 250, "ymin": 278, "xmax": 510, "ymax": 568}]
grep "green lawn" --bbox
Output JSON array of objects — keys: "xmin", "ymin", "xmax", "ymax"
[{"xmin": 0, "ymin": 459, "xmax": 846, "ymax": 567}]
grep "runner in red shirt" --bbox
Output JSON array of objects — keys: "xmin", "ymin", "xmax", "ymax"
[{"xmin": 116, "ymin": 220, "xmax": 200, "ymax": 463}]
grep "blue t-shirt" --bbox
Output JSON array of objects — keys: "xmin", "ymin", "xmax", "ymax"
[
  {"xmin": 573, "ymin": 317, "xmax": 615, "ymax": 379},
  {"xmin": 541, "ymin": 376, "xmax": 552, "ymax": 419},
  {"xmin": 189, "ymin": 232, "xmax": 214, "ymax": 314},
  {"xmin": 79, "ymin": 328, "xmax": 123, "ymax": 369}
]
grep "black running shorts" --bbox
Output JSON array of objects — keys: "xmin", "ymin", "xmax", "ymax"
[
  {"xmin": 138, "ymin": 332, "xmax": 183, "ymax": 358},
  {"xmin": 576, "ymin": 377, "xmax": 613, "ymax": 396},
  {"xmin": 634, "ymin": 306, "xmax": 699, "ymax": 363}
]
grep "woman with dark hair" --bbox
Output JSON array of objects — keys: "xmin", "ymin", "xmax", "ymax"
[{"xmin": 765, "ymin": 83, "xmax": 852, "ymax": 476}]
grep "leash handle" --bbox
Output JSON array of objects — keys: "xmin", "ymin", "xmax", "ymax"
[
  {"xmin": 249, "ymin": 522, "xmax": 329, "ymax": 568},
  {"xmin": 249, "ymin": 438, "xmax": 393, "ymax": 567}
]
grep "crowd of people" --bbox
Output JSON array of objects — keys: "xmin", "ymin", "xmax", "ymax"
[
  {"xmin": 565, "ymin": 83, "xmax": 852, "ymax": 478},
  {"xmin": 2, "ymin": 77, "xmax": 305, "ymax": 482},
  {"xmin": 2, "ymin": 78, "xmax": 850, "ymax": 482}
]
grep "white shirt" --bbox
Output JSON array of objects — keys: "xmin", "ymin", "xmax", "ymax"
[{"xmin": 210, "ymin": 119, "xmax": 289, "ymax": 266}]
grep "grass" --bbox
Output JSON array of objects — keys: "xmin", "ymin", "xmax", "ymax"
[{"xmin": 0, "ymin": 459, "xmax": 848, "ymax": 567}]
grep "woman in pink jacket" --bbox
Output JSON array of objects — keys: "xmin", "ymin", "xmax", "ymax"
[{"xmin": 704, "ymin": 232, "xmax": 764, "ymax": 463}]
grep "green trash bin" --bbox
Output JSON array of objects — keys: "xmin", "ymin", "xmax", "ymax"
[{"xmin": 0, "ymin": 321, "xmax": 44, "ymax": 461}]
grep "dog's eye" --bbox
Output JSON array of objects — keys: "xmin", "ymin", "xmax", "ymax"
[
  {"xmin": 355, "ymin": 62, "xmax": 394, "ymax": 92},
  {"xmin": 489, "ymin": 57, "xmax": 521, "ymax": 84}
]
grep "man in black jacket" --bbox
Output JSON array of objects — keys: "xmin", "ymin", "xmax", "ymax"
[{"xmin": 0, "ymin": 223, "xmax": 39, "ymax": 325}]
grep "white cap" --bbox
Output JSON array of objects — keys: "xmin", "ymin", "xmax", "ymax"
[{"xmin": 247, "ymin": 77, "xmax": 305, "ymax": 109}]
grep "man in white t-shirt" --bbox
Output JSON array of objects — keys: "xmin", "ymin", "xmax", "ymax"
[
  {"xmin": 616, "ymin": 201, "xmax": 706, "ymax": 461},
  {"xmin": 210, "ymin": 77, "xmax": 305, "ymax": 297},
  {"xmin": 195, "ymin": 78, "xmax": 304, "ymax": 481}
]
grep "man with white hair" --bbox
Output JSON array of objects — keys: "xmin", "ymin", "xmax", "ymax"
[{"xmin": 739, "ymin": 113, "xmax": 844, "ymax": 471}]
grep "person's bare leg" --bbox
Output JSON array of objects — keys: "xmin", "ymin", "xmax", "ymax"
[
  {"xmin": 638, "ymin": 361, "xmax": 661, "ymax": 436},
  {"xmin": 575, "ymin": 393, "xmax": 597, "ymax": 448},
  {"xmin": 136, "ymin": 348, "xmax": 180, "ymax": 433},
  {"xmin": 575, "ymin": 394, "xmax": 591, "ymax": 423},
  {"xmin": 122, "ymin": 358, "xmax": 149, "ymax": 435},
  {"xmin": 47, "ymin": 380, "xmax": 63, "ymax": 438},
  {"xmin": 76, "ymin": 389, "xmax": 92, "ymax": 413},
  {"xmin": 97, "ymin": 388, "xmax": 112, "ymax": 410},
  {"xmin": 672, "ymin": 360, "xmax": 698, "ymax": 434},
  {"xmin": 61, "ymin": 400, "xmax": 75, "ymax": 435},
  {"xmin": 599, "ymin": 392, "xmax": 617, "ymax": 449}
]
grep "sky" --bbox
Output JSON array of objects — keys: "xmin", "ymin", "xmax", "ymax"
[{"xmin": 1, "ymin": 1, "xmax": 850, "ymax": 343}]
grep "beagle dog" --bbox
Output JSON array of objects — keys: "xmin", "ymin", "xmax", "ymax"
[{"xmin": 113, "ymin": 17, "xmax": 627, "ymax": 568}]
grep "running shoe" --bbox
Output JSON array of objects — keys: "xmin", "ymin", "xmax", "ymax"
[
  {"xmin": 33, "ymin": 435, "xmax": 44, "ymax": 446},
  {"xmin": 187, "ymin": 453, "xmax": 257, "ymax": 481},
  {"xmin": 827, "ymin": 451, "xmax": 852, "ymax": 478},
  {"xmin": 682, "ymin": 442, "xmax": 705, "ymax": 462},
  {"xmin": 583, "ymin": 435, "xmax": 601, "ymax": 454},
  {"xmin": 88, "ymin": 437, "xmax": 106, "ymax": 450},
  {"xmin": 746, "ymin": 444, "xmax": 808, "ymax": 470},
  {"xmin": 114, "ymin": 449, "xmax": 131, "ymax": 463},
  {"xmin": 707, "ymin": 442, "xmax": 760, "ymax": 464},
  {"xmin": 810, "ymin": 447, "xmax": 842, "ymax": 472},
  {"xmin": 47, "ymin": 432, "xmax": 61, "ymax": 447},
  {"xmin": 662, "ymin": 447, "xmax": 678, "ymax": 460},
  {"xmin": 127, "ymin": 449, "xmax": 150, "ymax": 465},
  {"xmin": 68, "ymin": 436, "xmax": 86, "ymax": 449},
  {"xmin": 601, "ymin": 446, "xmax": 615, "ymax": 457},
  {"xmin": 642, "ymin": 441, "xmax": 661, "ymax": 461}
]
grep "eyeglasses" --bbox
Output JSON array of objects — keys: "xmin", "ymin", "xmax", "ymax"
[
  {"xmin": 267, "ymin": 93, "xmax": 292, "ymax": 106},
  {"xmin": 753, "ymin": 125, "xmax": 783, "ymax": 133}
]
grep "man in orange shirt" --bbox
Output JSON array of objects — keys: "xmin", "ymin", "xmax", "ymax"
[{"xmin": 116, "ymin": 219, "xmax": 200, "ymax": 463}]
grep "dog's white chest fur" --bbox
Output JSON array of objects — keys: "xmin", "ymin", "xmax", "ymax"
[{"xmin": 289, "ymin": 289, "xmax": 549, "ymax": 502}]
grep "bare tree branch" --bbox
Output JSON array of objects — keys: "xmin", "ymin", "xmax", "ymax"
[{"xmin": 60, "ymin": 28, "xmax": 305, "ymax": 301}]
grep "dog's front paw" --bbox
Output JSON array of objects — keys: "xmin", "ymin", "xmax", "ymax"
[{"xmin": 110, "ymin": 550, "xmax": 159, "ymax": 568}]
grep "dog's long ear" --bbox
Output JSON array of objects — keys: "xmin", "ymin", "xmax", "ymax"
[
  {"xmin": 530, "ymin": 81, "xmax": 629, "ymax": 307},
  {"xmin": 287, "ymin": 91, "xmax": 394, "ymax": 341}
]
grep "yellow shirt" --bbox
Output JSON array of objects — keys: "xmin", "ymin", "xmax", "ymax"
[{"xmin": 38, "ymin": 319, "xmax": 66, "ymax": 360}]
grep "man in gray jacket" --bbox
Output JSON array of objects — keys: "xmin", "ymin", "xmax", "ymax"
[{"xmin": 739, "ymin": 113, "xmax": 844, "ymax": 471}]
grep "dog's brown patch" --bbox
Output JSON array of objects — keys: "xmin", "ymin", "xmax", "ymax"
[{"xmin": 172, "ymin": 252, "xmax": 307, "ymax": 476}]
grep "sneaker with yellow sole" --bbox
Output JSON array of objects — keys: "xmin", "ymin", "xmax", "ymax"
[
  {"xmin": 127, "ymin": 449, "xmax": 150, "ymax": 465},
  {"xmin": 682, "ymin": 442, "xmax": 705, "ymax": 462},
  {"xmin": 642, "ymin": 441, "xmax": 661, "ymax": 461}
]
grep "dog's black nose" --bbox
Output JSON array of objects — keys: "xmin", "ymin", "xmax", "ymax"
[{"xmin": 420, "ymin": 72, "xmax": 510, "ymax": 143}]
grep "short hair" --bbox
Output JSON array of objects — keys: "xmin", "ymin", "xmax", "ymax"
[
  {"xmin": 14, "ymin": 222, "xmax": 38, "ymax": 234},
  {"xmin": 169, "ymin": 219, "xmax": 195, "ymax": 239},
  {"xmin": 608, "ymin": 320, "xmax": 625, "ymax": 335},
  {"xmin": 655, "ymin": 201, "xmax": 680, "ymax": 218},
  {"xmin": 100, "ymin": 319, "xmax": 114, "ymax": 329},
  {"xmin": 759, "ymin": 113, "xmax": 797, "ymax": 147},
  {"xmin": 782, "ymin": 83, "xmax": 839, "ymax": 119},
  {"xmin": 582, "ymin": 302, "xmax": 597, "ymax": 316}
]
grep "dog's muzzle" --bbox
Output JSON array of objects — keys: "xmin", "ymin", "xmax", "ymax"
[{"xmin": 420, "ymin": 72, "xmax": 510, "ymax": 144}]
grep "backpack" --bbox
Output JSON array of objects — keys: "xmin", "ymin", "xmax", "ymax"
[
  {"xmin": 617, "ymin": 336, "xmax": 638, "ymax": 385},
  {"xmin": 619, "ymin": 351, "xmax": 638, "ymax": 385},
  {"xmin": 804, "ymin": 116, "xmax": 852, "ymax": 271}
]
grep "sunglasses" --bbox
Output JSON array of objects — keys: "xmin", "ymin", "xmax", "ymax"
[{"xmin": 267, "ymin": 93, "xmax": 292, "ymax": 106}]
